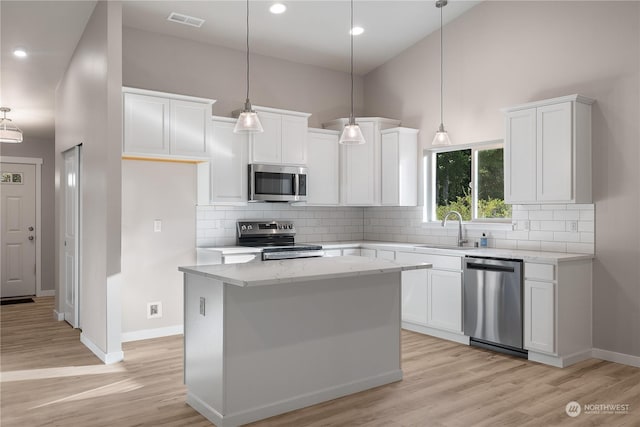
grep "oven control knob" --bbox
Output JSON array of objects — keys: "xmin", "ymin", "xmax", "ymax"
[
  {"xmin": 241, "ymin": 225, "xmax": 247, "ymax": 231},
  {"xmin": 247, "ymin": 225, "xmax": 253, "ymax": 230},
  {"xmin": 288, "ymin": 224, "xmax": 293, "ymax": 229}
]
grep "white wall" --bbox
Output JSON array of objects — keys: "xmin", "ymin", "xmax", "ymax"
[
  {"xmin": 1, "ymin": 137, "xmax": 55, "ymax": 291},
  {"xmin": 363, "ymin": 1, "xmax": 640, "ymax": 358},
  {"xmin": 122, "ymin": 26, "xmax": 364, "ymax": 128},
  {"xmin": 55, "ymin": 0, "xmax": 123, "ymax": 360},
  {"xmin": 121, "ymin": 159, "xmax": 195, "ymax": 338}
]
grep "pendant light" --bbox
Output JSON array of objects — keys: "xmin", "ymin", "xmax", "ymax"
[
  {"xmin": 432, "ymin": 0, "xmax": 451, "ymax": 146},
  {"xmin": 339, "ymin": 0, "xmax": 365, "ymax": 145},
  {"xmin": 234, "ymin": 0, "xmax": 263, "ymax": 134},
  {"xmin": 0, "ymin": 107, "xmax": 23, "ymax": 143}
]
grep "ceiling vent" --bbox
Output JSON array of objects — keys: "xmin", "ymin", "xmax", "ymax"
[{"xmin": 167, "ymin": 12, "xmax": 205, "ymax": 28}]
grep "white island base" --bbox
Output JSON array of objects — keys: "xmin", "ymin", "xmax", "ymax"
[{"xmin": 181, "ymin": 256, "xmax": 428, "ymax": 427}]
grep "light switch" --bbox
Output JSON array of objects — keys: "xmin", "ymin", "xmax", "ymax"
[{"xmin": 154, "ymin": 220, "xmax": 162, "ymax": 232}]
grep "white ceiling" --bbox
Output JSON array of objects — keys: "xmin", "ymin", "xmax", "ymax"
[{"xmin": 1, "ymin": 0, "xmax": 479, "ymax": 142}]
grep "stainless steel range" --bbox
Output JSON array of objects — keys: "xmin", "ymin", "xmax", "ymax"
[{"xmin": 237, "ymin": 220, "xmax": 324, "ymax": 260}]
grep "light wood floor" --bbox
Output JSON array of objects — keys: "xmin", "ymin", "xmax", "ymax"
[{"xmin": 1, "ymin": 297, "xmax": 639, "ymax": 426}]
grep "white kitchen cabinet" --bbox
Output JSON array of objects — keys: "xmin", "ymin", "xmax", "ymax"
[
  {"xmin": 376, "ymin": 250, "xmax": 395, "ymax": 260},
  {"xmin": 360, "ymin": 248, "xmax": 376, "ymax": 258},
  {"xmin": 244, "ymin": 106, "xmax": 311, "ymax": 166},
  {"xmin": 503, "ymin": 94, "xmax": 594, "ymax": 204},
  {"xmin": 323, "ymin": 117, "xmax": 401, "ymax": 206},
  {"xmin": 123, "ymin": 87, "xmax": 215, "ymax": 158},
  {"xmin": 381, "ymin": 128, "xmax": 418, "ymax": 206},
  {"xmin": 523, "ymin": 260, "xmax": 592, "ymax": 368},
  {"xmin": 426, "ymin": 269, "xmax": 463, "ymax": 333},
  {"xmin": 395, "ymin": 252, "xmax": 429, "ymax": 326},
  {"xmin": 306, "ymin": 129, "xmax": 340, "ymax": 205},
  {"xmin": 210, "ymin": 117, "xmax": 249, "ymax": 203},
  {"xmin": 342, "ymin": 248, "xmax": 361, "ymax": 256},
  {"xmin": 323, "ymin": 249, "xmax": 342, "ymax": 257},
  {"xmin": 524, "ymin": 280, "xmax": 555, "ymax": 354}
]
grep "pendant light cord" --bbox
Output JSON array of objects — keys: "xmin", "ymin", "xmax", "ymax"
[
  {"xmin": 350, "ymin": 0, "xmax": 354, "ymax": 124},
  {"xmin": 440, "ymin": 1, "xmax": 443, "ymax": 126},
  {"xmin": 246, "ymin": 0, "xmax": 250, "ymax": 102}
]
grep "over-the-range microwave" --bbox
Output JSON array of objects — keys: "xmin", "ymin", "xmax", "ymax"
[{"xmin": 249, "ymin": 163, "xmax": 308, "ymax": 202}]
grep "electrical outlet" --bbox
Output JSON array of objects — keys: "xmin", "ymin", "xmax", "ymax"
[
  {"xmin": 569, "ymin": 221, "xmax": 578, "ymax": 233},
  {"xmin": 147, "ymin": 301, "xmax": 162, "ymax": 319},
  {"xmin": 153, "ymin": 220, "xmax": 162, "ymax": 233}
]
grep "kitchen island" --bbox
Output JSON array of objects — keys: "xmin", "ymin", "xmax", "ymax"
[{"xmin": 179, "ymin": 256, "xmax": 431, "ymax": 427}]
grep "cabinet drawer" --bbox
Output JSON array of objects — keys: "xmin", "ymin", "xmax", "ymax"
[
  {"xmin": 376, "ymin": 250, "xmax": 395, "ymax": 260},
  {"xmin": 223, "ymin": 254, "xmax": 259, "ymax": 264},
  {"xmin": 324, "ymin": 249, "xmax": 342, "ymax": 257},
  {"xmin": 525, "ymin": 263, "xmax": 555, "ymax": 281},
  {"xmin": 342, "ymin": 248, "xmax": 361, "ymax": 256},
  {"xmin": 360, "ymin": 249, "xmax": 376, "ymax": 258},
  {"xmin": 396, "ymin": 252, "xmax": 461, "ymax": 270}
]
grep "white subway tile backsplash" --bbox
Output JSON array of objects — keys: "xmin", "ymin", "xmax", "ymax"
[
  {"xmin": 198, "ymin": 203, "xmax": 594, "ymax": 255},
  {"xmin": 529, "ymin": 231, "xmax": 555, "ymax": 241},
  {"xmin": 529, "ymin": 210, "xmax": 554, "ymax": 220},
  {"xmin": 553, "ymin": 210, "xmax": 580, "ymax": 220}
]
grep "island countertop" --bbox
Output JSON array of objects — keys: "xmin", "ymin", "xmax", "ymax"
[{"xmin": 179, "ymin": 255, "xmax": 431, "ymax": 287}]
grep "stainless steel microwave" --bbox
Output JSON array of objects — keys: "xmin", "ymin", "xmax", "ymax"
[{"xmin": 249, "ymin": 164, "xmax": 308, "ymax": 202}]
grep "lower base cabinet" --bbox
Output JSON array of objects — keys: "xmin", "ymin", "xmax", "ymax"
[
  {"xmin": 427, "ymin": 269, "xmax": 463, "ymax": 333},
  {"xmin": 524, "ymin": 280, "xmax": 556, "ymax": 354}
]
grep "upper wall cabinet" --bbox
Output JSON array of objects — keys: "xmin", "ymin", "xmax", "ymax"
[
  {"xmin": 381, "ymin": 127, "xmax": 419, "ymax": 206},
  {"xmin": 503, "ymin": 94, "xmax": 594, "ymax": 204},
  {"xmin": 210, "ymin": 117, "xmax": 249, "ymax": 204},
  {"xmin": 323, "ymin": 117, "xmax": 402, "ymax": 206},
  {"xmin": 306, "ymin": 128, "xmax": 340, "ymax": 205},
  {"xmin": 123, "ymin": 87, "xmax": 215, "ymax": 159},
  {"xmin": 236, "ymin": 106, "xmax": 311, "ymax": 166}
]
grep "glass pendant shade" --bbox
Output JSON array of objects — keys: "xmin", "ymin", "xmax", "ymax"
[
  {"xmin": 432, "ymin": 123, "xmax": 451, "ymax": 146},
  {"xmin": 0, "ymin": 108, "xmax": 23, "ymax": 143},
  {"xmin": 340, "ymin": 0, "xmax": 365, "ymax": 145},
  {"xmin": 234, "ymin": 0, "xmax": 263, "ymax": 134},
  {"xmin": 340, "ymin": 122, "xmax": 366, "ymax": 145},
  {"xmin": 234, "ymin": 100, "xmax": 263, "ymax": 133}
]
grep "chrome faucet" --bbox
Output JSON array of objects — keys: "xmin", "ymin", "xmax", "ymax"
[{"xmin": 442, "ymin": 210, "xmax": 468, "ymax": 247}]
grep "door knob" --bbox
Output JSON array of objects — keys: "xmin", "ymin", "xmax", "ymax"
[
  {"xmin": 28, "ymin": 226, "xmax": 34, "ymax": 231},
  {"xmin": 28, "ymin": 236, "xmax": 34, "ymax": 241}
]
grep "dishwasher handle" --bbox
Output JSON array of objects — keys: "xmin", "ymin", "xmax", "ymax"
[{"xmin": 465, "ymin": 262, "xmax": 515, "ymax": 273}]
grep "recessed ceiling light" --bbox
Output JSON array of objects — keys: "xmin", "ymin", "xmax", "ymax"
[
  {"xmin": 350, "ymin": 26, "xmax": 364, "ymax": 36},
  {"xmin": 13, "ymin": 48, "xmax": 27, "ymax": 58},
  {"xmin": 269, "ymin": 3, "xmax": 286, "ymax": 14}
]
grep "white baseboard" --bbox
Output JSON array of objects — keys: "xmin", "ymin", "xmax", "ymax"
[
  {"xmin": 528, "ymin": 349, "xmax": 593, "ymax": 368},
  {"xmin": 121, "ymin": 325, "xmax": 184, "ymax": 343},
  {"xmin": 38, "ymin": 290, "xmax": 55, "ymax": 297},
  {"xmin": 80, "ymin": 332, "xmax": 124, "ymax": 365},
  {"xmin": 187, "ymin": 370, "xmax": 402, "ymax": 427},
  {"xmin": 402, "ymin": 322, "xmax": 470, "ymax": 345},
  {"xmin": 592, "ymin": 348, "xmax": 640, "ymax": 368},
  {"xmin": 53, "ymin": 309, "xmax": 64, "ymax": 321}
]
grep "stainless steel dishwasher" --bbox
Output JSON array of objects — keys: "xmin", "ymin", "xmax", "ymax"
[{"xmin": 463, "ymin": 256, "xmax": 527, "ymax": 358}]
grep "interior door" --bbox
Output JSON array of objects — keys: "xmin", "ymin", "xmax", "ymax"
[
  {"xmin": 1, "ymin": 163, "xmax": 36, "ymax": 297},
  {"xmin": 62, "ymin": 146, "xmax": 80, "ymax": 328}
]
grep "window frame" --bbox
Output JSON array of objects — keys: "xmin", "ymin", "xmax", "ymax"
[{"xmin": 424, "ymin": 140, "xmax": 511, "ymax": 224}]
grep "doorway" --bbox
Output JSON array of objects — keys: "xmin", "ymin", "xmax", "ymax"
[
  {"xmin": 1, "ymin": 163, "xmax": 37, "ymax": 297},
  {"xmin": 61, "ymin": 146, "xmax": 80, "ymax": 328}
]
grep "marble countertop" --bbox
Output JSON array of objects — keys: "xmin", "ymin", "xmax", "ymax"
[
  {"xmin": 198, "ymin": 241, "xmax": 593, "ymax": 263},
  {"xmin": 180, "ymin": 255, "xmax": 431, "ymax": 287}
]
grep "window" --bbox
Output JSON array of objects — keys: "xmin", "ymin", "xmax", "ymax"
[{"xmin": 427, "ymin": 142, "xmax": 511, "ymax": 222}]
